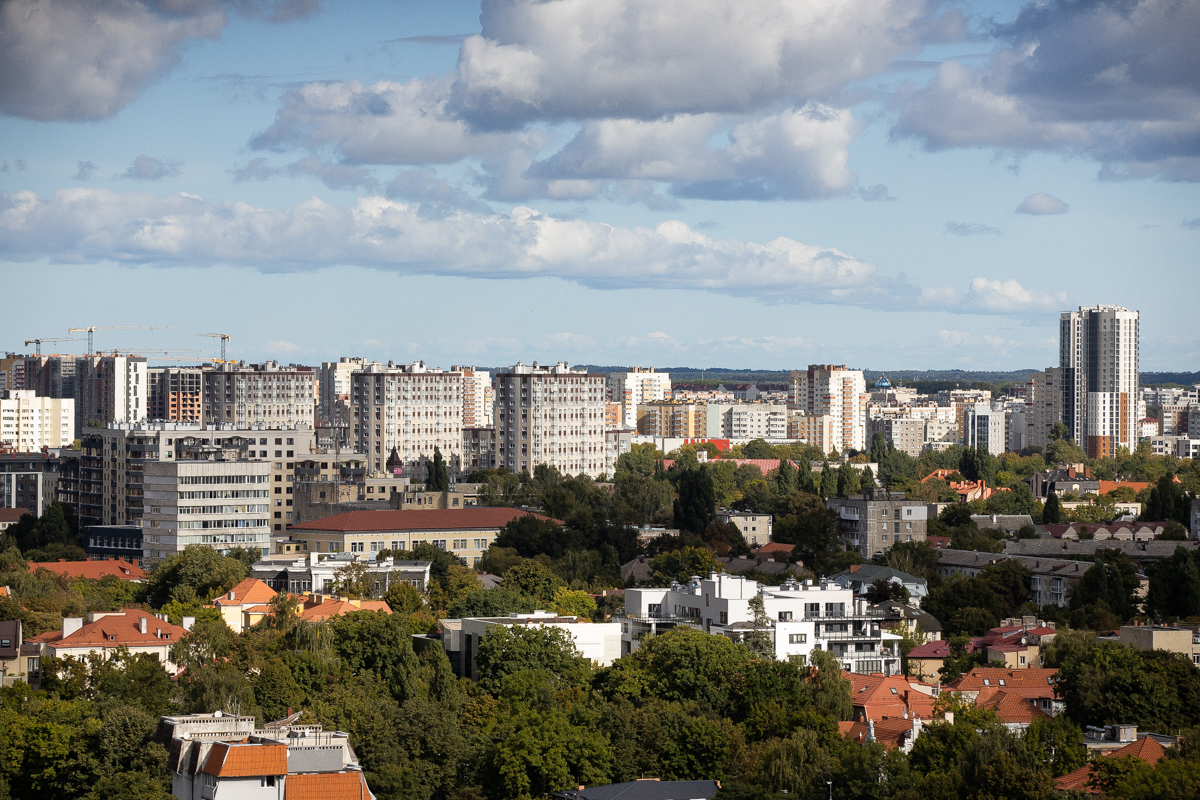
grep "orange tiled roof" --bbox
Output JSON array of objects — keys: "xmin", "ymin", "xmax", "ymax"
[
  {"xmin": 290, "ymin": 507, "xmax": 554, "ymax": 532},
  {"xmin": 27, "ymin": 559, "xmax": 147, "ymax": 581},
  {"xmin": 0, "ymin": 508, "xmax": 30, "ymax": 523},
  {"xmin": 975, "ymin": 688, "xmax": 1051, "ymax": 724},
  {"xmin": 949, "ymin": 667, "xmax": 1057, "ymax": 692},
  {"xmin": 841, "ymin": 716, "xmax": 920, "ymax": 750},
  {"xmin": 285, "ymin": 771, "xmax": 372, "ymax": 800},
  {"xmin": 40, "ymin": 608, "xmax": 188, "ymax": 649},
  {"xmin": 300, "ymin": 598, "xmax": 392, "ymax": 622},
  {"xmin": 848, "ymin": 673, "xmax": 938, "ymax": 721},
  {"xmin": 203, "ymin": 742, "xmax": 287, "ymax": 777},
  {"xmin": 1054, "ymin": 736, "xmax": 1167, "ymax": 793},
  {"xmin": 214, "ymin": 578, "xmax": 277, "ymax": 606}
]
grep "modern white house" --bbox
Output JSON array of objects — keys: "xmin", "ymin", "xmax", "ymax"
[
  {"xmin": 622, "ymin": 573, "xmax": 903, "ymax": 675},
  {"xmin": 441, "ymin": 610, "xmax": 623, "ymax": 680}
]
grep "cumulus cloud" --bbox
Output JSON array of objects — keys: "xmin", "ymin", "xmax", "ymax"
[
  {"xmin": 945, "ymin": 222, "xmax": 1001, "ymax": 236},
  {"xmin": 122, "ymin": 155, "xmax": 183, "ymax": 181},
  {"xmin": 74, "ymin": 161, "xmax": 97, "ymax": 180},
  {"xmin": 0, "ymin": 0, "xmax": 321, "ymax": 122},
  {"xmin": 231, "ymin": 157, "xmax": 276, "ymax": 182},
  {"xmin": 963, "ymin": 277, "xmax": 1067, "ymax": 313},
  {"xmin": 891, "ymin": 0, "xmax": 1200, "ymax": 181},
  {"xmin": 285, "ymin": 156, "xmax": 376, "ymax": 190},
  {"xmin": 1015, "ymin": 193, "xmax": 1069, "ymax": 215}
]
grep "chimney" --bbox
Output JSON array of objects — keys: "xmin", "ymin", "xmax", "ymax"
[
  {"xmin": 1067, "ymin": 467, "xmax": 1076, "ymax": 479},
  {"xmin": 139, "ymin": 617, "xmax": 147, "ymax": 634},
  {"xmin": 63, "ymin": 617, "xmax": 84, "ymax": 638},
  {"xmin": 228, "ymin": 590, "xmax": 236, "ymax": 601},
  {"xmin": 182, "ymin": 616, "xmax": 195, "ymax": 631}
]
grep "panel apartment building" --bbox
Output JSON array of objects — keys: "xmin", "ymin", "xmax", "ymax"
[
  {"xmin": 792, "ymin": 365, "xmax": 868, "ymax": 453},
  {"xmin": 147, "ymin": 367, "xmax": 203, "ymax": 423},
  {"xmin": 203, "ymin": 361, "xmax": 316, "ymax": 430},
  {"xmin": 0, "ymin": 390, "xmax": 74, "ymax": 451},
  {"xmin": 496, "ymin": 361, "xmax": 608, "ymax": 477},
  {"xmin": 1023, "ymin": 367, "xmax": 1063, "ymax": 452},
  {"xmin": 350, "ymin": 361, "xmax": 465, "ymax": 479},
  {"xmin": 608, "ymin": 368, "xmax": 671, "ymax": 430},
  {"xmin": 1061, "ymin": 305, "xmax": 1139, "ymax": 459}
]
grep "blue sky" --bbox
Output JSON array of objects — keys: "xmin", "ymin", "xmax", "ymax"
[{"xmin": 1, "ymin": 0, "xmax": 1197, "ymax": 371}]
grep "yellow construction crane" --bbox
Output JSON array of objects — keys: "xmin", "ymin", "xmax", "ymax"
[
  {"xmin": 24, "ymin": 337, "xmax": 83, "ymax": 356},
  {"xmin": 68, "ymin": 325, "xmax": 177, "ymax": 356},
  {"xmin": 199, "ymin": 333, "xmax": 231, "ymax": 362},
  {"xmin": 96, "ymin": 348, "xmax": 201, "ymax": 357}
]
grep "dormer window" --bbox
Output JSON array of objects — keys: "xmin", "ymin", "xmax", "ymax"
[
  {"xmin": 998, "ymin": 679, "xmax": 1006, "ymax": 686},
  {"xmin": 983, "ymin": 679, "xmax": 990, "ymax": 686}
]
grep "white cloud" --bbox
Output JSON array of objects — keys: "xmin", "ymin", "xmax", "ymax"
[
  {"xmin": 945, "ymin": 221, "xmax": 1002, "ymax": 236},
  {"xmin": 1015, "ymin": 193, "xmax": 1069, "ymax": 215},
  {"xmin": 0, "ymin": 188, "xmax": 1063, "ymax": 314},
  {"xmin": 963, "ymin": 277, "xmax": 1067, "ymax": 313},
  {"xmin": 265, "ymin": 340, "xmax": 300, "ymax": 353},
  {"xmin": 0, "ymin": 0, "xmax": 321, "ymax": 121},
  {"xmin": 122, "ymin": 155, "xmax": 183, "ymax": 181}
]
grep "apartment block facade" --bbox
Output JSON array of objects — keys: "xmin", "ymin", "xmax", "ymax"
[
  {"xmin": 792, "ymin": 365, "xmax": 868, "ymax": 452},
  {"xmin": 454, "ymin": 366, "xmax": 493, "ymax": 429},
  {"xmin": 76, "ymin": 355, "xmax": 149, "ymax": 437},
  {"xmin": 607, "ymin": 368, "xmax": 671, "ymax": 432},
  {"xmin": 965, "ymin": 402, "xmax": 1007, "ymax": 454},
  {"xmin": 203, "ymin": 361, "xmax": 316, "ymax": 430},
  {"xmin": 0, "ymin": 390, "xmax": 74, "ymax": 450},
  {"xmin": 147, "ymin": 367, "xmax": 203, "ymax": 423},
  {"xmin": 350, "ymin": 361, "xmax": 464, "ymax": 479},
  {"xmin": 1023, "ymin": 368, "xmax": 1063, "ymax": 452},
  {"xmin": 1060, "ymin": 305, "xmax": 1140, "ymax": 459},
  {"xmin": 829, "ymin": 488, "xmax": 929, "ymax": 558},
  {"xmin": 637, "ymin": 401, "xmax": 707, "ymax": 438},
  {"xmin": 496, "ymin": 362, "xmax": 607, "ymax": 477}
]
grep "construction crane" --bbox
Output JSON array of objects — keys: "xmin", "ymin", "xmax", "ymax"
[
  {"xmin": 68, "ymin": 325, "xmax": 177, "ymax": 356},
  {"xmin": 96, "ymin": 348, "xmax": 201, "ymax": 358},
  {"xmin": 24, "ymin": 337, "xmax": 83, "ymax": 356},
  {"xmin": 199, "ymin": 333, "xmax": 231, "ymax": 362}
]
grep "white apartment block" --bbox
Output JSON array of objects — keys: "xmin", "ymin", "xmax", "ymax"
[
  {"xmin": 608, "ymin": 368, "xmax": 671, "ymax": 432},
  {"xmin": 704, "ymin": 403, "xmax": 788, "ymax": 441},
  {"xmin": 1150, "ymin": 436, "xmax": 1200, "ymax": 459},
  {"xmin": 1024, "ymin": 367, "xmax": 1063, "ymax": 452},
  {"xmin": 623, "ymin": 574, "xmax": 902, "ymax": 674},
  {"xmin": 319, "ymin": 357, "xmax": 375, "ymax": 425},
  {"xmin": 76, "ymin": 355, "xmax": 148, "ymax": 437},
  {"xmin": 142, "ymin": 459, "xmax": 272, "ymax": 562},
  {"xmin": 792, "ymin": 365, "xmax": 868, "ymax": 452},
  {"xmin": 0, "ymin": 391, "xmax": 74, "ymax": 450},
  {"xmin": 204, "ymin": 361, "xmax": 316, "ymax": 430},
  {"xmin": 965, "ymin": 402, "xmax": 1007, "ymax": 454},
  {"xmin": 1061, "ymin": 306, "xmax": 1140, "ymax": 459},
  {"xmin": 453, "ymin": 366, "xmax": 493, "ymax": 428},
  {"xmin": 496, "ymin": 362, "xmax": 607, "ymax": 477},
  {"xmin": 350, "ymin": 361, "xmax": 464, "ymax": 479}
]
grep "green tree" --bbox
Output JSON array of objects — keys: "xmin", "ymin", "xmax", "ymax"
[
  {"xmin": 753, "ymin": 729, "xmax": 837, "ymax": 799},
  {"xmin": 473, "ymin": 625, "xmax": 591, "ymax": 691},
  {"xmin": 503, "ymin": 561, "xmax": 566, "ymax": 604},
  {"xmin": 649, "ymin": 547, "xmax": 722, "ymax": 585},
  {"xmin": 1043, "ymin": 492, "xmax": 1063, "ymax": 524},
  {"xmin": 143, "ymin": 545, "xmax": 248, "ymax": 607},
  {"xmin": 1070, "ymin": 550, "xmax": 1140, "ymax": 621},
  {"xmin": 1023, "ymin": 714, "xmax": 1086, "ymax": 777},
  {"xmin": 427, "ymin": 447, "xmax": 450, "ymax": 492},
  {"xmin": 448, "ymin": 587, "xmax": 537, "ymax": 618},
  {"xmin": 253, "ymin": 657, "xmax": 305, "ymax": 722},
  {"xmin": 329, "ymin": 610, "xmax": 419, "ymax": 702},
  {"xmin": 819, "ymin": 463, "xmax": 838, "ymax": 498},
  {"xmin": 482, "ymin": 708, "xmax": 613, "ymax": 800},
  {"xmin": 1146, "ymin": 546, "xmax": 1200, "ymax": 620},
  {"xmin": 674, "ymin": 466, "xmax": 716, "ymax": 534},
  {"xmin": 742, "ymin": 596, "xmax": 774, "ymax": 659},
  {"xmin": 495, "ymin": 515, "xmax": 570, "ymax": 558}
]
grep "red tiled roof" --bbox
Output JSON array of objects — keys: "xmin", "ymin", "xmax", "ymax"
[
  {"xmin": 0, "ymin": 508, "xmax": 30, "ymax": 523},
  {"xmin": 975, "ymin": 688, "xmax": 1051, "ymax": 724},
  {"xmin": 925, "ymin": 535, "xmax": 952, "ymax": 549},
  {"xmin": 290, "ymin": 507, "xmax": 553, "ymax": 533},
  {"xmin": 949, "ymin": 667, "xmax": 1057, "ymax": 693},
  {"xmin": 754, "ymin": 542, "xmax": 794, "ymax": 554},
  {"xmin": 840, "ymin": 717, "xmax": 921, "ymax": 750},
  {"xmin": 300, "ymin": 598, "xmax": 392, "ymax": 622},
  {"xmin": 906, "ymin": 640, "xmax": 952, "ymax": 659},
  {"xmin": 213, "ymin": 578, "xmax": 277, "ymax": 606},
  {"xmin": 27, "ymin": 559, "xmax": 147, "ymax": 581},
  {"xmin": 40, "ymin": 608, "xmax": 188, "ymax": 649},
  {"xmin": 1054, "ymin": 736, "xmax": 1166, "ymax": 793},
  {"xmin": 203, "ymin": 742, "xmax": 287, "ymax": 777},
  {"xmin": 285, "ymin": 771, "xmax": 372, "ymax": 800}
]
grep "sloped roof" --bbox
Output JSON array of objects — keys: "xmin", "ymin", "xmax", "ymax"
[
  {"xmin": 285, "ymin": 771, "xmax": 373, "ymax": 800},
  {"xmin": 1054, "ymin": 736, "xmax": 1166, "ymax": 793},
  {"xmin": 35, "ymin": 608, "xmax": 187, "ymax": 649},
  {"xmin": 300, "ymin": 598, "xmax": 392, "ymax": 622},
  {"xmin": 27, "ymin": 559, "xmax": 147, "ymax": 581},
  {"xmin": 570, "ymin": 780, "xmax": 720, "ymax": 800},
  {"xmin": 290, "ymin": 507, "xmax": 553, "ymax": 532},
  {"xmin": 832, "ymin": 564, "xmax": 925, "ymax": 587},
  {"xmin": 949, "ymin": 667, "xmax": 1057, "ymax": 693},
  {"xmin": 0, "ymin": 508, "xmax": 30, "ymax": 523},
  {"xmin": 213, "ymin": 578, "xmax": 277, "ymax": 606},
  {"xmin": 203, "ymin": 742, "xmax": 287, "ymax": 777},
  {"xmin": 841, "ymin": 717, "xmax": 920, "ymax": 750},
  {"xmin": 975, "ymin": 688, "xmax": 1051, "ymax": 724}
]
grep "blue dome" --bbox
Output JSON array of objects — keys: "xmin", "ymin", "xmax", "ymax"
[{"xmin": 875, "ymin": 375, "xmax": 892, "ymax": 388}]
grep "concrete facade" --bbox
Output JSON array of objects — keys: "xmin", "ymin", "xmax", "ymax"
[
  {"xmin": 607, "ymin": 368, "xmax": 671, "ymax": 433},
  {"xmin": 1060, "ymin": 305, "xmax": 1140, "ymax": 459},
  {"xmin": 495, "ymin": 362, "xmax": 607, "ymax": 477},
  {"xmin": 0, "ymin": 390, "xmax": 74, "ymax": 450},
  {"xmin": 791, "ymin": 365, "xmax": 868, "ymax": 452},
  {"xmin": 828, "ymin": 489, "xmax": 929, "ymax": 558},
  {"xmin": 204, "ymin": 361, "xmax": 316, "ymax": 431}
]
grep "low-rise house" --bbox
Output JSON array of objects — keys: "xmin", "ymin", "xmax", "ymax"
[
  {"xmin": 946, "ymin": 667, "xmax": 1061, "ymax": 717},
  {"xmin": 971, "ymin": 515, "xmax": 1036, "ymax": 536},
  {"xmin": 839, "ymin": 716, "xmax": 926, "ymax": 753},
  {"xmin": 829, "ymin": 564, "xmax": 928, "ymax": 607},
  {"xmin": 1027, "ymin": 467, "xmax": 1099, "ymax": 498},
  {"xmin": 1003, "ymin": 537, "xmax": 1200, "ymax": 568},
  {"xmin": 1041, "ymin": 522, "xmax": 1165, "ymax": 541},
  {"xmin": 211, "ymin": 578, "xmax": 278, "ymax": 633},
  {"xmin": 974, "ymin": 687, "xmax": 1051, "ymax": 731},
  {"xmin": 935, "ymin": 550, "xmax": 1094, "ymax": 607},
  {"xmin": 0, "ymin": 508, "xmax": 30, "ymax": 531},
  {"xmin": 753, "ymin": 542, "xmax": 796, "ymax": 561},
  {"xmin": 158, "ymin": 711, "xmax": 374, "ymax": 800},
  {"xmin": 848, "ymin": 672, "xmax": 938, "ymax": 723},
  {"xmin": 0, "ymin": 619, "xmax": 22, "ymax": 686},
  {"xmin": 1118, "ymin": 623, "xmax": 1200, "ymax": 666},
  {"xmin": 871, "ymin": 600, "xmax": 943, "ymax": 642},
  {"xmin": 715, "ymin": 509, "xmax": 772, "ymax": 546},
  {"xmin": 26, "ymin": 559, "xmax": 146, "ymax": 582},
  {"xmin": 251, "ymin": 553, "xmax": 432, "ymax": 594},
  {"xmin": 1056, "ymin": 734, "xmax": 1166, "ymax": 792},
  {"xmin": 24, "ymin": 608, "xmax": 190, "ymax": 689},
  {"xmin": 904, "ymin": 639, "xmax": 959, "ymax": 682},
  {"xmin": 300, "ymin": 595, "xmax": 392, "ymax": 622},
  {"xmin": 441, "ymin": 610, "xmax": 622, "ymax": 680}
]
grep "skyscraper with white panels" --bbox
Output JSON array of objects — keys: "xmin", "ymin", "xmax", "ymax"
[
  {"xmin": 496, "ymin": 362, "xmax": 606, "ymax": 477},
  {"xmin": 1060, "ymin": 306, "xmax": 1139, "ymax": 459}
]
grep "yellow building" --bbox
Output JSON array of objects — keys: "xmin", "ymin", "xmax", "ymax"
[{"xmin": 636, "ymin": 401, "xmax": 706, "ymax": 438}]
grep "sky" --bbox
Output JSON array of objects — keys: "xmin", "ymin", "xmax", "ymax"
[{"xmin": 0, "ymin": 0, "xmax": 1197, "ymax": 372}]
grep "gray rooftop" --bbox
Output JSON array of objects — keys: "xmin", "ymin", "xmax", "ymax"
[
  {"xmin": 1003, "ymin": 538, "xmax": 1200, "ymax": 563},
  {"xmin": 554, "ymin": 780, "xmax": 720, "ymax": 800}
]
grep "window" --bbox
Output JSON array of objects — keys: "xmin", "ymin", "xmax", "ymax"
[
  {"xmin": 805, "ymin": 602, "xmax": 820, "ymax": 617},
  {"xmin": 720, "ymin": 611, "xmax": 728, "ymax": 624},
  {"xmin": 778, "ymin": 611, "xmax": 792, "ymax": 621},
  {"xmin": 825, "ymin": 602, "xmax": 845, "ymax": 617},
  {"xmin": 788, "ymin": 633, "xmax": 807, "ymax": 644}
]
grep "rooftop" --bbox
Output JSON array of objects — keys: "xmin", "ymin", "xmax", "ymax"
[
  {"xmin": 26, "ymin": 559, "xmax": 147, "ymax": 581},
  {"xmin": 290, "ymin": 507, "xmax": 554, "ymax": 533}
]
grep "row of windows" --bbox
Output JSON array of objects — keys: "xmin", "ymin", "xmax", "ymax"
[
  {"xmin": 179, "ymin": 475, "xmax": 269, "ymax": 485},
  {"xmin": 177, "ymin": 519, "xmax": 268, "ymax": 529}
]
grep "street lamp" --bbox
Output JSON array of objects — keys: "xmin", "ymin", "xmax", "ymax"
[{"xmin": 826, "ymin": 781, "xmax": 832, "ymax": 800}]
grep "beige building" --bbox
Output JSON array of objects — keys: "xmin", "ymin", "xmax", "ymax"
[
  {"xmin": 454, "ymin": 366, "xmax": 493, "ymax": 428},
  {"xmin": 792, "ymin": 365, "xmax": 868, "ymax": 452},
  {"xmin": 288, "ymin": 507, "xmax": 554, "ymax": 567},
  {"xmin": 350, "ymin": 361, "xmax": 465, "ymax": 479},
  {"xmin": 0, "ymin": 390, "xmax": 74, "ymax": 450},
  {"xmin": 496, "ymin": 361, "xmax": 607, "ymax": 477},
  {"xmin": 142, "ymin": 458, "xmax": 272, "ymax": 562},
  {"xmin": 607, "ymin": 368, "xmax": 671, "ymax": 432},
  {"xmin": 1119, "ymin": 624, "xmax": 1200, "ymax": 666},
  {"xmin": 795, "ymin": 412, "xmax": 839, "ymax": 455},
  {"xmin": 204, "ymin": 360, "xmax": 316, "ymax": 430},
  {"xmin": 637, "ymin": 401, "xmax": 706, "ymax": 438}
]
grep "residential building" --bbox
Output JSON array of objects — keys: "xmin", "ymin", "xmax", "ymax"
[
  {"xmin": 453, "ymin": 365, "xmax": 493, "ymax": 428},
  {"xmin": 794, "ymin": 412, "xmax": 839, "ymax": 455},
  {"xmin": 828, "ymin": 488, "xmax": 929, "ymax": 558},
  {"xmin": 318, "ymin": 356, "xmax": 373, "ymax": 425},
  {"xmin": 605, "ymin": 428, "xmax": 635, "ymax": 475},
  {"xmin": 0, "ymin": 353, "xmax": 28, "ymax": 392},
  {"xmin": 1060, "ymin": 305, "xmax": 1140, "ymax": 458},
  {"xmin": 299, "ymin": 594, "xmax": 392, "ymax": 622},
  {"xmin": 702, "ymin": 403, "xmax": 788, "ymax": 441},
  {"xmin": 791, "ymin": 365, "xmax": 868, "ymax": 452},
  {"xmin": 1023, "ymin": 367, "xmax": 1063, "ymax": 452},
  {"xmin": 0, "ymin": 390, "xmax": 74, "ymax": 450},
  {"xmin": 715, "ymin": 509, "xmax": 772, "ymax": 546},
  {"xmin": 462, "ymin": 426, "xmax": 497, "ymax": 471},
  {"xmin": 24, "ymin": 608, "xmax": 189, "ymax": 688},
  {"xmin": 0, "ymin": 619, "xmax": 22, "ymax": 686},
  {"xmin": 1138, "ymin": 417, "xmax": 1160, "ymax": 439},
  {"xmin": 1150, "ymin": 435, "xmax": 1200, "ymax": 459},
  {"xmin": 495, "ymin": 361, "xmax": 607, "ymax": 476},
  {"xmin": 212, "ymin": 578, "xmax": 278, "ymax": 633},
  {"xmin": 443, "ymin": 610, "xmax": 623, "ymax": 679},
  {"xmin": 828, "ymin": 564, "xmax": 928, "ymax": 607},
  {"xmin": 844, "ymin": 672, "xmax": 938, "ymax": 725},
  {"xmin": 876, "ymin": 417, "xmax": 927, "ymax": 458},
  {"xmin": 1, "ymin": 450, "xmax": 61, "ymax": 515},
  {"xmin": 76, "ymin": 355, "xmax": 149, "ymax": 437},
  {"xmin": 83, "ymin": 525, "xmax": 144, "ymax": 564},
  {"xmin": 637, "ymin": 401, "xmax": 707, "ymax": 438},
  {"xmin": 1056, "ymin": 736, "xmax": 1166, "ymax": 792},
  {"xmin": 0, "ymin": 508, "xmax": 29, "ymax": 532},
  {"xmin": 252, "ymin": 554, "xmax": 431, "ymax": 594},
  {"xmin": 623, "ymin": 574, "xmax": 903, "ymax": 674},
  {"xmin": 964, "ymin": 401, "xmax": 1006, "ymax": 454},
  {"xmin": 203, "ymin": 360, "xmax": 316, "ymax": 430},
  {"xmin": 350, "ymin": 360, "xmax": 464, "ymax": 478},
  {"xmin": 141, "ymin": 459, "xmax": 272, "ymax": 563},
  {"xmin": 147, "ymin": 367, "xmax": 204, "ymax": 423},
  {"xmin": 1119, "ymin": 624, "xmax": 1200, "ymax": 666},
  {"xmin": 607, "ymin": 368, "xmax": 671, "ymax": 430},
  {"xmin": 286, "ymin": 507, "xmax": 552, "ymax": 567},
  {"xmin": 27, "ymin": 558, "xmax": 146, "ymax": 581},
  {"xmin": 935, "ymin": 549, "xmax": 1094, "ymax": 607},
  {"xmin": 160, "ymin": 713, "xmax": 373, "ymax": 800},
  {"xmin": 947, "ymin": 667, "xmax": 1061, "ymax": 717}
]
